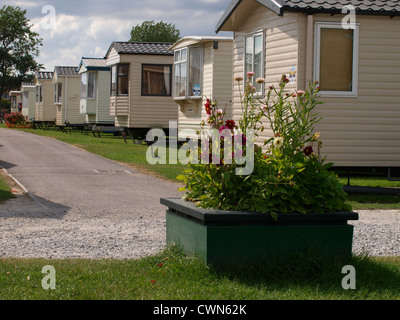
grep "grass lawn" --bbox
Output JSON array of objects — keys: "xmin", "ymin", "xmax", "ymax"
[
  {"xmin": 0, "ymin": 171, "xmax": 15, "ymax": 203},
  {"xmin": 0, "ymin": 246, "xmax": 399, "ymax": 300}
]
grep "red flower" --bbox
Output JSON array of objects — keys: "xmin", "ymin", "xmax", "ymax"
[
  {"xmin": 304, "ymin": 146, "xmax": 313, "ymax": 156},
  {"xmin": 156, "ymin": 263, "xmax": 163, "ymax": 267},
  {"xmin": 205, "ymin": 99, "xmax": 211, "ymax": 115},
  {"xmin": 225, "ymin": 120, "xmax": 236, "ymax": 130},
  {"xmin": 150, "ymin": 280, "xmax": 156, "ymax": 284}
]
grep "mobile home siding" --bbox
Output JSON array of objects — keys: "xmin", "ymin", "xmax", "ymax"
[
  {"xmin": 35, "ymin": 79, "xmax": 56, "ymax": 122},
  {"xmin": 232, "ymin": 4, "xmax": 299, "ymax": 144},
  {"xmin": 108, "ymin": 54, "xmax": 176, "ymax": 129},
  {"xmin": 21, "ymin": 85, "xmax": 36, "ymax": 121},
  {"xmin": 128, "ymin": 55, "xmax": 176, "ymax": 128},
  {"xmin": 54, "ymin": 75, "xmax": 85, "ymax": 125},
  {"xmin": 299, "ymin": 14, "xmax": 400, "ymax": 167},
  {"xmin": 96, "ymin": 70, "xmax": 114, "ymax": 123}
]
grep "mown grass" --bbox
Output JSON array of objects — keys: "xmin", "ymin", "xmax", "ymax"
[
  {"xmin": 0, "ymin": 173, "xmax": 15, "ymax": 203},
  {"xmin": 0, "ymin": 246, "xmax": 399, "ymax": 300}
]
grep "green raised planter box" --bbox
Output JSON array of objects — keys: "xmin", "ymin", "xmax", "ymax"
[{"xmin": 161, "ymin": 198, "xmax": 359, "ymax": 267}]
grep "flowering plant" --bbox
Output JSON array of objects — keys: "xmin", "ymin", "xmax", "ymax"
[
  {"xmin": 4, "ymin": 112, "xmax": 30, "ymax": 128},
  {"xmin": 178, "ymin": 73, "xmax": 351, "ymax": 217}
]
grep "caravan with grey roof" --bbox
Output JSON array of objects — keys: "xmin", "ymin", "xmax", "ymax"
[
  {"xmin": 104, "ymin": 41, "xmax": 178, "ymax": 136},
  {"xmin": 53, "ymin": 66, "xmax": 86, "ymax": 126},
  {"xmin": 216, "ymin": 0, "xmax": 400, "ymax": 169},
  {"xmin": 78, "ymin": 57, "xmax": 114, "ymax": 125},
  {"xmin": 34, "ymin": 71, "xmax": 56, "ymax": 123}
]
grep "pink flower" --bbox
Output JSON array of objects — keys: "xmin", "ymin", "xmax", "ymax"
[{"xmin": 247, "ymin": 71, "xmax": 255, "ymax": 78}]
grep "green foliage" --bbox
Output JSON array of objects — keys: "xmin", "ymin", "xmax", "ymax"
[
  {"xmin": 178, "ymin": 74, "xmax": 352, "ymax": 216},
  {"xmin": 129, "ymin": 20, "xmax": 180, "ymax": 43},
  {"xmin": 0, "ymin": 5, "xmax": 43, "ymax": 97},
  {"xmin": 1, "ymin": 99, "xmax": 11, "ymax": 112}
]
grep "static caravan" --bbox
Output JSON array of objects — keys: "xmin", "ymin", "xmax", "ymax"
[
  {"xmin": 104, "ymin": 41, "xmax": 177, "ymax": 135},
  {"xmin": 20, "ymin": 83, "xmax": 36, "ymax": 122},
  {"xmin": 10, "ymin": 91, "xmax": 21, "ymax": 113},
  {"xmin": 53, "ymin": 66, "xmax": 86, "ymax": 126},
  {"xmin": 78, "ymin": 57, "xmax": 114, "ymax": 125},
  {"xmin": 34, "ymin": 71, "xmax": 56, "ymax": 123},
  {"xmin": 216, "ymin": 0, "xmax": 400, "ymax": 169},
  {"xmin": 169, "ymin": 36, "xmax": 233, "ymax": 139}
]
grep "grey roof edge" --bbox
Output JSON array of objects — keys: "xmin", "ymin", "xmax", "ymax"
[
  {"xmin": 105, "ymin": 41, "xmax": 174, "ymax": 59},
  {"xmin": 215, "ymin": 0, "xmax": 400, "ymax": 33},
  {"xmin": 215, "ymin": 0, "xmax": 243, "ymax": 33},
  {"xmin": 54, "ymin": 66, "xmax": 79, "ymax": 76},
  {"xmin": 78, "ymin": 57, "xmax": 110, "ymax": 72},
  {"xmin": 35, "ymin": 71, "xmax": 54, "ymax": 80}
]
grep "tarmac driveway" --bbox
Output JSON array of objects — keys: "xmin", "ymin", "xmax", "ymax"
[{"xmin": 0, "ymin": 128, "xmax": 182, "ymax": 259}]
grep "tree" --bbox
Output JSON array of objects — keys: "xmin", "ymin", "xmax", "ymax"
[
  {"xmin": 0, "ymin": 5, "xmax": 43, "ymax": 97},
  {"xmin": 129, "ymin": 20, "xmax": 180, "ymax": 43}
]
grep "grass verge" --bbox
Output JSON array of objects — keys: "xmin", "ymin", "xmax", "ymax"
[
  {"xmin": 0, "ymin": 170, "xmax": 16, "ymax": 203},
  {"xmin": 0, "ymin": 246, "xmax": 399, "ymax": 300}
]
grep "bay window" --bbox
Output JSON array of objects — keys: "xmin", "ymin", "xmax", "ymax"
[
  {"xmin": 81, "ymin": 72, "xmax": 96, "ymax": 99},
  {"xmin": 314, "ymin": 22, "xmax": 359, "ymax": 97},
  {"xmin": 173, "ymin": 47, "xmax": 203, "ymax": 98}
]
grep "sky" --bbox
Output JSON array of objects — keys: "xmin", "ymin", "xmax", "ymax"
[{"xmin": 3, "ymin": 0, "xmax": 233, "ymax": 71}]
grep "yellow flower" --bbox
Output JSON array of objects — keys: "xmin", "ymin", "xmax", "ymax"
[
  {"xmin": 274, "ymin": 137, "xmax": 283, "ymax": 148},
  {"xmin": 312, "ymin": 132, "xmax": 320, "ymax": 141}
]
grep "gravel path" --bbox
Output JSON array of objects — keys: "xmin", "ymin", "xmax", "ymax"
[{"xmin": 1, "ymin": 193, "xmax": 400, "ymax": 259}]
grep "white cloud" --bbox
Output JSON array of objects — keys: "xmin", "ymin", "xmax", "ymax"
[{"xmin": 13, "ymin": 0, "xmax": 233, "ymax": 70}]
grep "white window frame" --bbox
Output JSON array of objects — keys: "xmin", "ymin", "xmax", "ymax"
[
  {"xmin": 173, "ymin": 46, "xmax": 204, "ymax": 100},
  {"xmin": 54, "ymin": 83, "xmax": 62, "ymax": 104},
  {"xmin": 314, "ymin": 22, "xmax": 359, "ymax": 97},
  {"xmin": 81, "ymin": 72, "xmax": 96, "ymax": 99},
  {"xmin": 244, "ymin": 31, "xmax": 265, "ymax": 97}
]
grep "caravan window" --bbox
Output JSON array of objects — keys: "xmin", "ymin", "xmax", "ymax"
[
  {"xmin": 244, "ymin": 32, "xmax": 264, "ymax": 96},
  {"xmin": 81, "ymin": 72, "xmax": 96, "ymax": 99},
  {"xmin": 142, "ymin": 64, "xmax": 172, "ymax": 96},
  {"xmin": 54, "ymin": 83, "xmax": 62, "ymax": 103},
  {"xmin": 314, "ymin": 22, "xmax": 359, "ymax": 97},
  {"xmin": 173, "ymin": 47, "xmax": 203, "ymax": 98},
  {"xmin": 111, "ymin": 64, "xmax": 129, "ymax": 96}
]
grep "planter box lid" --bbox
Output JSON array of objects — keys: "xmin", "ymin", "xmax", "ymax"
[{"xmin": 161, "ymin": 198, "xmax": 359, "ymax": 225}]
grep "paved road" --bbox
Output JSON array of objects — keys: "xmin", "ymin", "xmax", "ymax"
[{"xmin": 0, "ymin": 128, "xmax": 182, "ymax": 259}]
